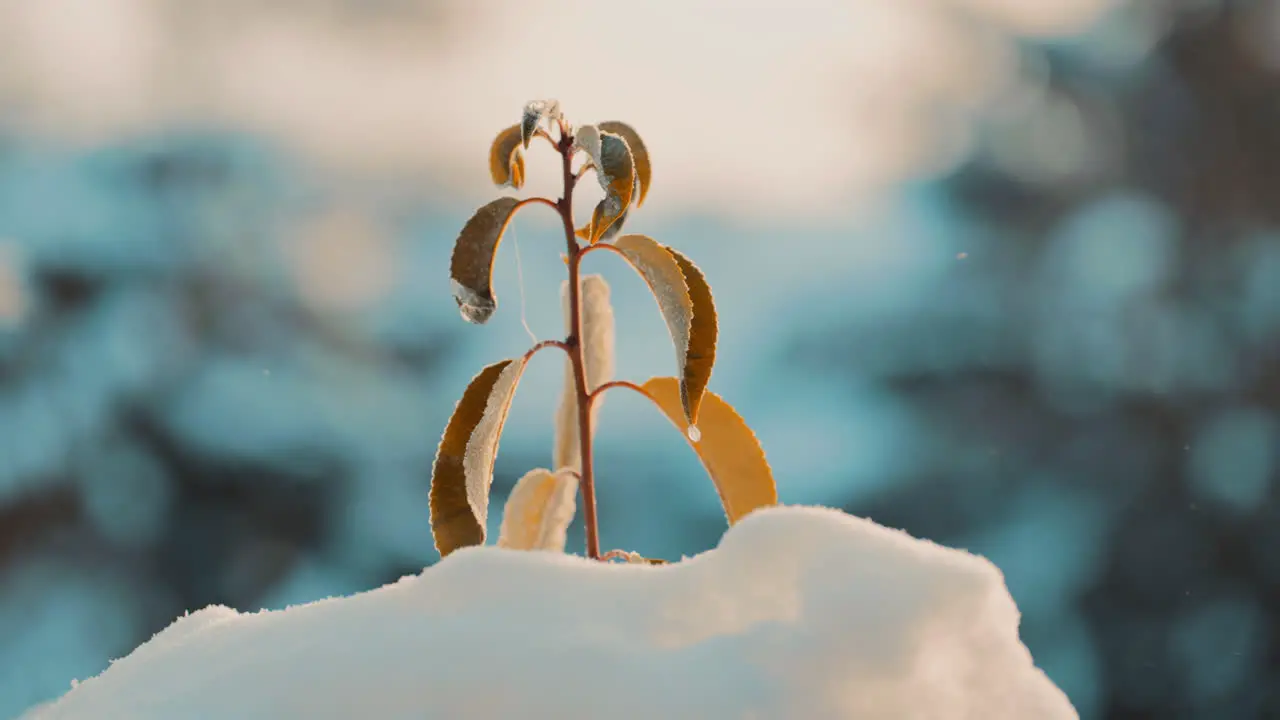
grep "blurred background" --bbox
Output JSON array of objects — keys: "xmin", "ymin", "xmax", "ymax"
[{"xmin": 0, "ymin": 0, "xmax": 1277, "ymax": 717}]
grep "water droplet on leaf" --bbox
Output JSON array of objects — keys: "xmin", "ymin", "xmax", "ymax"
[{"xmin": 687, "ymin": 425, "xmax": 701, "ymax": 442}]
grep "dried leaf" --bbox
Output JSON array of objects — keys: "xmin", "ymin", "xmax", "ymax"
[
  {"xmin": 488, "ymin": 125, "xmax": 524, "ymax": 189},
  {"xmin": 666, "ymin": 246, "xmax": 717, "ymax": 423},
  {"xmin": 521, "ymin": 99, "xmax": 561, "ymax": 148},
  {"xmin": 598, "ymin": 206, "xmax": 629, "ymax": 242},
  {"xmin": 554, "ymin": 275, "xmax": 616, "ymax": 472},
  {"xmin": 588, "ymin": 132, "xmax": 636, "ymax": 242},
  {"xmin": 450, "ymin": 197, "xmax": 523, "ymax": 324},
  {"xmin": 598, "ymin": 121, "xmax": 651, "ymax": 207},
  {"xmin": 572, "ymin": 124, "xmax": 602, "ymax": 165},
  {"xmin": 608, "ymin": 235, "xmax": 714, "ymax": 423},
  {"xmin": 430, "ymin": 358, "xmax": 529, "ymax": 557},
  {"xmin": 496, "ymin": 468, "xmax": 578, "ymax": 552},
  {"xmin": 640, "ymin": 376, "xmax": 777, "ymax": 524}
]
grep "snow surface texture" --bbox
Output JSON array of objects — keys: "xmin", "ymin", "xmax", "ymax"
[{"xmin": 25, "ymin": 506, "xmax": 1076, "ymax": 720}]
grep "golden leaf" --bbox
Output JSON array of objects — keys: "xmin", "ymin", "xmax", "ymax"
[
  {"xmin": 640, "ymin": 377, "xmax": 777, "ymax": 524},
  {"xmin": 607, "ymin": 235, "xmax": 715, "ymax": 423},
  {"xmin": 588, "ymin": 132, "xmax": 635, "ymax": 243},
  {"xmin": 430, "ymin": 358, "xmax": 530, "ymax": 557},
  {"xmin": 496, "ymin": 468, "xmax": 578, "ymax": 552},
  {"xmin": 598, "ymin": 121, "xmax": 651, "ymax": 208},
  {"xmin": 554, "ymin": 275, "xmax": 615, "ymax": 473},
  {"xmin": 449, "ymin": 196, "xmax": 523, "ymax": 324},
  {"xmin": 666, "ymin": 246, "xmax": 717, "ymax": 423},
  {"xmin": 488, "ymin": 125, "xmax": 524, "ymax": 189}
]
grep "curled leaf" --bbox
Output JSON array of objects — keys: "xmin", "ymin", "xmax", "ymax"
[
  {"xmin": 497, "ymin": 468, "xmax": 579, "ymax": 552},
  {"xmin": 640, "ymin": 376, "xmax": 777, "ymax": 524},
  {"xmin": 608, "ymin": 235, "xmax": 716, "ymax": 422},
  {"xmin": 450, "ymin": 196, "xmax": 523, "ymax": 324},
  {"xmin": 488, "ymin": 125, "xmax": 525, "ymax": 189},
  {"xmin": 430, "ymin": 358, "xmax": 530, "ymax": 557},
  {"xmin": 572, "ymin": 124, "xmax": 601, "ymax": 165},
  {"xmin": 666, "ymin": 246, "xmax": 717, "ymax": 423},
  {"xmin": 554, "ymin": 275, "xmax": 616, "ymax": 472},
  {"xmin": 521, "ymin": 99, "xmax": 561, "ymax": 148},
  {"xmin": 587, "ymin": 132, "xmax": 636, "ymax": 242},
  {"xmin": 598, "ymin": 121, "xmax": 651, "ymax": 207}
]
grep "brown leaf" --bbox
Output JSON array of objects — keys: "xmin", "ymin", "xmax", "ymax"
[
  {"xmin": 488, "ymin": 125, "xmax": 524, "ymax": 189},
  {"xmin": 608, "ymin": 235, "xmax": 715, "ymax": 423},
  {"xmin": 496, "ymin": 468, "xmax": 578, "ymax": 552},
  {"xmin": 450, "ymin": 196, "xmax": 523, "ymax": 324},
  {"xmin": 588, "ymin": 132, "xmax": 635, "ymax": 243},
  {"xmin": 640, "ymin": 376, "xmax": 777, "ymax": 524},
  {"xmin": 430, "ymin": 358, "xmax": 530, "ymax": 557},
  {"xmin": 666, "ymin": 246, "xmax": 717, "ymax": 423},
  {"xmin": 598, "ymin": 121, "xmax": 651, "ymax": 207}
]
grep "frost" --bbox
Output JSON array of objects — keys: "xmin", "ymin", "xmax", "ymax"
[
  {"xmin": 25, "ymin": 506, "xmax": 1076, "ymax": 719},
  {"xmin": 520, "ymin": 100, "xmax": 561, "ymax": 148},
  {"xmin": 461, "ymin": 360, "xmax": 526, "ymax": 531},
  {"xmin": 571, "ymin": 124, "xmax": 602, "ymax": 167},
  {"xmin": 450, "ymin": 278, "xmax": 495, "ymax": 324}
]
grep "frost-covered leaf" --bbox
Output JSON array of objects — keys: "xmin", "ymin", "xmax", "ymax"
[
  {"xmin": 521, "ymin": 99, "xmax": 561, "ymax": 148},
  {"xmin": 449, "ymin": 197, "xmax": 523, "ymax": 324},
  {"xmin": 640, "ymin": 376, "xmax": 777, "ymax": 524},
  {"xmin": 554, "ymin": 275, "xmax": 615, "ymax": 472},
  {"xmin": 666, "ymin": 246, "xmax": 717, "ymax": 423},
  {"xmin": 430, "ymin": 358, "xmax": 529, "ymax": 557},
  {"xmin": 488, "ymin": 125, "xmax": 525, "ymax": 189},
  {"xmin": 599, "ymin": 206, "xmax": 630, "ymax": 242},
  {"xmin": 608, "ymin": 235, "xmax": 715, "ymax": 423},
  {"xmin": 572, "ymin": 124, "xmax": 602, "ymax": 166},
  {"xmin": 598, "ymin": 121, "xmax": 651, "ymax": 207},
  {"xmin": 586, "ymin": 132, "xmax": 636, "ymax": 243},
  {"xmin": 496, "ymin": 468, "xmax": 578, "ymax": 552}
]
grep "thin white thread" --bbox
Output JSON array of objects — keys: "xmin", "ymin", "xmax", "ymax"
[{"xmin": 511, "ymin": 227, "xmax": 538, "ymax": 345}]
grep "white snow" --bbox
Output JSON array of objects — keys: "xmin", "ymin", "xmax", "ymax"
[{"xmin": 23, "ymin": 506, "xmax": 1076, "ymax": 720}]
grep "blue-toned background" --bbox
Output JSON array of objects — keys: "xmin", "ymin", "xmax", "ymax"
[{"xmin": 1, "ymin": 1, "xmax": 1277, "ymax": 718}]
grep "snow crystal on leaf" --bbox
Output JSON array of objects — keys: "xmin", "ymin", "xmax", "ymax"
[
  {"xmin": 450, "ymin": 279, "xmax": 495, "ymax": 324},
  {"xmin": 461, "ymin": 359, "xmax": 526, "ymax": 531}
]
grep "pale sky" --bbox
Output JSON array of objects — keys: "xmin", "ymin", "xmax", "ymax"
[{"xmin": 0, "ymin": 0, "xmax": 1120, "ymax": 223}]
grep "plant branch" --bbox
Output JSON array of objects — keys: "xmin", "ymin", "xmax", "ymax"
[
  {"xmin": 588, "ymin": 379, "xmax": 653, "ymax": 407},
  {"xmin": 533, "ymin": 128, "xmax": 558, "ymax": 152},
  {"xmin": 556, "ymin": 130, "xmax": 603, "ymax": 561},
  {"xmin": 514, "ymin": 196, "xmax": 560, "ymax": 214},
  {"xmin": 576, "ymin": 241, "xmax": 628, "ymax": 263},
  {"xmin": 520, "ymin": 339, "xmax": 570, "ymax": 364}
]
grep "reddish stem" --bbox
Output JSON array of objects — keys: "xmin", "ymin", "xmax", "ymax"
[
  {"xmin": 520, "ymin": 338, "xmax": 570, "ymax": 363},
  {"xmin": 588, "ymin": 379, "xmax": 652, "ymax": 407},
  {"xmin": 555, "ymin": 131, "xmax": 603, "ymax": 561}
]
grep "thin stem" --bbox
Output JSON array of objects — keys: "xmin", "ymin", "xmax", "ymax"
[
  {"xmin": 556, "ymin": 130, "xmax": 602, "ymax": 561},
  {"xmin": 520, "ymin": 339, "xmax": 570, "ymax": 363},
  {"xmin": 576, "ymin": 241, "xmax": 627, "ymax": 264},
  {"xmin": 575, "ymin": 162, "xmax": 596, "ymax": 180},
  {"xmin": 514, "ymin": 196, "xmax": 559, "ymax": 214},
  {"xmin": 533, "ymin": 128, "xmax": 559, "ymax": 152},
  {"xmin": 588, "ymin": 379, "xmax": 652, "ymax": 407}
]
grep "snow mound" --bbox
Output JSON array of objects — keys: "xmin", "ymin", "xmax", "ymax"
[{"xmin": 25, "ymin": 506, "xmax": 1076, "ymax": 719}]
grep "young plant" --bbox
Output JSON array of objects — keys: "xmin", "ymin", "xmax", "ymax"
[{"xmin": 431, "ymin": 100, "xmax": 777, "ymax": 561}]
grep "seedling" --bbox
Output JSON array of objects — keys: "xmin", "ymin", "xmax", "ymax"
[{"xmin": 432, "ymin": 100, "xmax": 777, "ymax": 561}]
